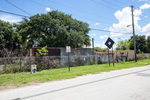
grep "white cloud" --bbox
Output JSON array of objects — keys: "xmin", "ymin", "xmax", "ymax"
[
  {"xmin": 140, "ymin": 3, "xmax": 150, "ymax": 10},
  {"xmin": 104, "ymin": 28, "xmax": 108, "ymax": 30},
  {"xmin": 90, "ymin": 33, "xmax": 96, "ymax": 36},
  {"xmin": 1, "ymin": 14, "xmax": 22, "ymax": 23},
  {"xmin": 90, "ymin": 41, "xmax": 107, "ymax": 48},
  {"xmin": 114, "ymin": 38, "xmax": 128, "ymax": 43},
  {"xmin": 94, "ymin": 43, "xmax": 107, "ymax": 48},
  {"xmin": 109, "ymin": 7, "xmax": 141, "ymax": 37},
  {"xmin": 93, "ymin": 33, "xmax": 96, "ymax": 36},
  {"xmin": 94, "ymin": 23, "xmax": 100, "ymax": 26},
  {"xmin": 46, "ymin": 7, "xmax": 50, "ymax": 12},
  {"xmin": 139, "ymin": 0, "xmax": 148, "ymax": 1},
  {"xmin": 114, "ymin": 38, "xmax": 119, "ymax": 43},
  {"xmin": 142, "ymin": 23, "xmax": 150, "ymax": 36},
  {"xmin": 100, "ymin": 35, "xmax": 108, "ymax": 39},
  {"xmin": 102, "ymin": 41, "xmax": 107, "ymax": 48},
  {"xmin": 94, "ymin": 44, "xmax": 101, "ymax": 47},
  {"xmin": 144, "ymin": 16, "xmax": 148, "ymax": 17},
  {"xmin": 113, "ymin": 38, "xmax": 128, "ymax": 49}
]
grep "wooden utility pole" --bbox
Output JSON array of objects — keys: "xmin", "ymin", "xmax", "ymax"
[
  {"xmin": 92, "ymin": 38, "xmax": 95, "ymax": 62},
  {"xmin": 131, "ymin": 5, "xmax": 137, "ymax": 62}
]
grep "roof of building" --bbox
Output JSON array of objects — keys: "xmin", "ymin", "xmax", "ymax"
[{"xmin": 95, "ymin": 51, "xmax": 114, "ymax": 54}]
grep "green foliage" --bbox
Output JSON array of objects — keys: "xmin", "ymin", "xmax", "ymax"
[
  {"xmin": 146, "ymin": 35, "xmax": 150, "ymax": 50},
  {"xmin": 1, "ymin": 58, "xmax": 150, "ymax": 88},
  {"xmin": 129, "ymin": 35, "xmax": 150, "ymax": 53},
  {"xmin": 36, "ymin": 46, "xmax": 48, "ymax": 57},
  {"xmin": 2, "ymin": 63, "xmax": 20, "ymax": 74},
  {"xmin": 0, "ymin": 20, "xmax": 20, "ymax": 56},
  {"xmin": 116, "ymin": 38, "xmax": 130, "ymax": 50},
  {"xmin": 97, "ymin": 57, "xmax": 102, "ymax": 64},
  {"xmin": 0, "ymin": 11, "xmax": 91, "ymax": 57},
  {"xmin": 94, "ymin": 47, "xmax": 104, "ymax": 51},
  {"xmin": 120, "ymin": 61, "xmax": 125, "ymax": 64},
  {"xmin": 16, "ymin": 10, "xmax": 91, "ymax": 48}
]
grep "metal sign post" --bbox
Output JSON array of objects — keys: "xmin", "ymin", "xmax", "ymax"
[
  {"xmin": 105, "ymin": 37, "xmax": 115, "ymax": 67},
  {"xmin": 68, "ymin": 52, "xmax": 70, "ymax": 71},
  {"xmin": 108, "ymin": 48, "xmax": 110, "ymax": 67},
  {"xmin": 66, "ymin": 46, "xmax": 71, "ymax": 71},
  {"xmin": 112, "ymin": 46, "xmax": 114, "ymax": 67}
]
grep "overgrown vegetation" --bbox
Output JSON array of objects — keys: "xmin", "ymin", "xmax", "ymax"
[
  {"xmin": 116, "ymin": 35, "xmax": 150, "ymax": 53},
  {"xmin": 0, "ymin": 10, "xmax": 91, "ymax": 58},
  {"xmin": 0, "ymin": 58, "xmax": 150, "ymax": 88},
  {"xmin": 0, "ymin": 53, "xmax": 149, "ymax": 74}
]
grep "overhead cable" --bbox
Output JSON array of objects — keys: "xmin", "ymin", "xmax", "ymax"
[{"xmin": 5, "ymin": 0, "xmax": 31, "ymax": 16}]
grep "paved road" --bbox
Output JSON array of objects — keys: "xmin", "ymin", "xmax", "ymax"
[{"xmin": 1, "ymin": 65, "xmax": 150, "ymax": 100}]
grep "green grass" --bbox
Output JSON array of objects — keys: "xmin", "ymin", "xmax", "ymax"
[{"xmin": 0, "ymin": 58, "xmax": 150, "ymax": 87}]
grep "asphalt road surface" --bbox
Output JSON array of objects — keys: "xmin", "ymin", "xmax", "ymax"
[{"xmin": 1, "ymin": 65, "xmax": 150, "ymax": 100}]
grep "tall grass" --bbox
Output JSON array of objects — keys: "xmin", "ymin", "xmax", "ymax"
[{"xmin": 0, "ymin": 58, "xmax": 150, "ymax": 87}]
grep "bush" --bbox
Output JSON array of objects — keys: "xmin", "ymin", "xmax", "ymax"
[
  {"xmin": 2, "ymin": 63, "xmax": 20, "ymax": 73},
  {"xmin": 97, "ymin": 57, "xmax": 102, "ymax": 64},
  {"xmin": 128, "ymin": 57, "xmax": 135, "ymax": 61}
]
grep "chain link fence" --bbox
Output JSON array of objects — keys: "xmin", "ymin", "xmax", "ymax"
[{"xmin": 0, "ymin": 54, "xmax": 115, "ymax": 74}]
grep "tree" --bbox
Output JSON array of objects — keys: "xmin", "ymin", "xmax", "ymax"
[
  {"xmin": 14, "ymin": 18, "xmax": 33, "ymax": 56},
  {"xmin": 116, "ymin": 38, "xmax": 131, "ymax": 50},
  {"xmin": 36, "ymin": 46, "xmax": 48, "ymax": 57},
  {"xmin": 129, "ymin": 35, "xmax": 150, "ymax": 53},
  {"xmin": 146, "ymin": 35, "xmax": 150, "ymax": 50},
  {"xmin": 0, "ymin": 20, "xmax": 19, "ymax": 57},
  {"xmin": 94, "ymin": 47, "xmax": 104, "ymax": 51},
  {"xmin": 16, "ymin": 10, "xmax": 91, "ymax": 48}
]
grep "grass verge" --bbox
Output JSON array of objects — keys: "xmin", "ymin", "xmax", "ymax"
[{"xmin": 0, "ymin": 59, "xmax": 150, "ymax": 89}]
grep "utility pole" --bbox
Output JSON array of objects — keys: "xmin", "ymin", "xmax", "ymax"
[
  {"xmin": 92, "ymin": 38, "xmax": 95, "ymax": 62},
  {"xmin": 131, "ymin": 5, "xmax": 137, "ymax": 62}
]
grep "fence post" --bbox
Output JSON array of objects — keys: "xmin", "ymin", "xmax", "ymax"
[
  {"xmin": 48, "ymin": 58, "xmax": 50, "ymax": 69},
  {"xmin": 20, "ymin": 57, "xmax": 21, "ymax": 72}
]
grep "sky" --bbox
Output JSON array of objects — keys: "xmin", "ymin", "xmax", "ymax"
[{"xmin": 0, "ymin": 0, "xmax": 150, "ymax": 49}]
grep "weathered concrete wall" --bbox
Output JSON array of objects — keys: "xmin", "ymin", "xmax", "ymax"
[
  {"xmin": 137, "ymin": 53, "xmax": 150, "ymax": 58},
  {"xmin": 60, "ymin": 48, "xmax": 92, "ymax": 56},
  {"xmin": 95, "ymin": 54, "xmax": 114, "ymax": 63}
]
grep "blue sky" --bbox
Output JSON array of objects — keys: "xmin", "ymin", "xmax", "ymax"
[{"xmin": 0, "ymin": 0, "xmax": 150, "ymax": 49}]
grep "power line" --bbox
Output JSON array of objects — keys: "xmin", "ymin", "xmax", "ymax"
[
  {"xmin": 140, "ymin": 16, "xmax": 150, "ymax": 23},
  {"xmin": 29, "ymin": 0, "xmax": 114, "ymax": 24},
  {"xmin": 101, "ymin": 0, "xmax": 123, "ymax": 9},
  {"xmin": 132, "ymin": 5, "xmax": 150, "ymax": 22},
  {"xmin": 0, "ymin": 10, "xmax": 29, "ymax": 18},
  {"xmin": 45, "ymin": 0, "xmax": 115, "ymax": 21},
  {"xmin": 0, "ymin": 10, "xmax": 111, "ymax": 25},
  {"xmin": 70, "ymin": 14, "xmax": 112, "ymax": 24},
  {"xmin": 0, "ymin": 10, "xmax": 131, "ymax": 34},
  {"xmin": 90, "ymin": 28, "xmax": 132, "ymax": 34},
  {"xmin": 91, "ymin": 0, "xmax": 118, "ymax": 11},
  {"xmin": 114, "ymin": 0, "xmax": 129, "ymax": 7},
  {"xmin": 5, "ymin": 0, "xmax": 31, "ymax": 16},
  {"xmin": 1, "ymin": 10, "xmax": 148, "ymax": 35},
  {"xmin": 0, "ymin": 10, "xmax": 57, "ymax": 24},
  {"xmin": 141, "ymin": 13, "xmax": 150, "ymax": 22},
  {"xmin": 29, "ymin": 0, "xmax": 55, "ymax": 9}
]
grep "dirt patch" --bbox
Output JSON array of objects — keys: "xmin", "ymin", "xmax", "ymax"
[
  {"xmin": 0, "ymin": 85, "xmax": 16, "ymax": 91},
  {"xmin": 0, "ymin": 81, "xmax": 42, "ymax": 92}
]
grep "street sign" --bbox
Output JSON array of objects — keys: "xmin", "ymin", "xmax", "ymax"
[
  {"xmin": 66, "ymin": 46, "xmax": 71, "ymax": 71},
  {"xmin": 66, "ymin": 46, "xmax": 71, "ymax": 52},
  {"xmin": 105, "ymin": 37, "xmax": 115, "ymax": 67},
  {"xmin": 31, "ymin": 64, "xmax": 37, "ymax": 74},
  {"xmin": 105, "ymin": 37, "xmax": 115, "ymax": 49}
]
